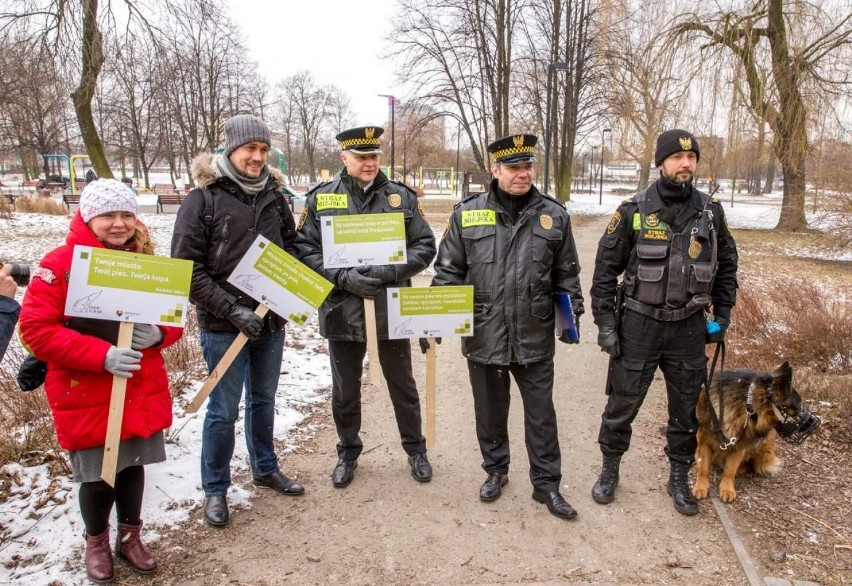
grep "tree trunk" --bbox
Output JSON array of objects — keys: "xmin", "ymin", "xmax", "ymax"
[
  {"xmin": 70, "ymin": 0, "xmax": 113, "ymax": 179},
  {"xmin": 763, "ymin": 160, "xmax": 775, "ymax": 194}
]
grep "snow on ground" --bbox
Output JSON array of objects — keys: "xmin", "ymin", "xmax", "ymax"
[{"xmin": 0, "ymin": 186, "xmax": 848, "ymax": 583}]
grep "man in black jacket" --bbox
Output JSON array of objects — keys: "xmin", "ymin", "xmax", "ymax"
[
  {"xmin": 295, "ymin": 126, "xmax": 436, "ymax": 488},
  {"xmin": 589, "ymin": 129, "xmax": 739, "ymax": 516},
  {"xmin": 171, "ymin": 115, "xmax": 304, "ymax": 527},
  {"xmin": 431, "ymin": 134, "xmax": 584, "ymax": 519}
]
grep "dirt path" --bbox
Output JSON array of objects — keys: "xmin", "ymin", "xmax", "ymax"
[{"xmin": 149, "ymin": 215, "xmax": 748, "ymax": 585}]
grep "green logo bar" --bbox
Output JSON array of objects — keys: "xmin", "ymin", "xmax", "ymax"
[
  {"xmin": 461, "ymin": 209, "xmax": 496, "ymax": 228},
  {"xmin": 332, "ymin": 213, "xmax": 406, "ymax": 244},
  {"xmin": 252, "ymin": 242, "xmax": 333, "ymax": 309},
  {"xmin": 399, "ymin": 286, "xmax": 474, "ymax": 316},
  {"xmin": 87, "ymin": 249, "xmax": 192, "ymax": 296},
  {"xmin": 316, "ymin": 193, "xmax": 348, "ymax": 211}
]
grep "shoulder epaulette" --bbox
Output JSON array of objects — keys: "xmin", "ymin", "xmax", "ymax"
[
  {"xmin": 452, "ymin": 201, "xmax": 463, "ymax": 210},
  {"xmin": 388, "ymin": 180, "xmax": 418, "ymax": 197},
  {"xmin": 461, "ymin": 192, "xmax": 483, "ymax": 203},
  {"xmin": 305, "ymin": 180, "xmax": 332, "ymax": 196}
]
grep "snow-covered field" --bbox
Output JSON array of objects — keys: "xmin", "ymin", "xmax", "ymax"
[{"xmin": 0, "ymin": 189, "xmax": 847, "ymax": 583}]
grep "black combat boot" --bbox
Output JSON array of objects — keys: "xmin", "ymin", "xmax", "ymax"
[
  {"xmin": 667, "ymin": 462, "xmax": 698, "ymax": 516},
  {"xmin": 591, "ymin": 454, "xmax": 621, "ymax": 504}
]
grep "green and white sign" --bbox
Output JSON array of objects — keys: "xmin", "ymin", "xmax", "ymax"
[
  {"xmin": 227, "ymin": 235, "xmax": 333, "ymax": 327},
  {"xmin": 321, "ymin": 213, "xmax": 407, "ymax": 268},
  {"xmin": 65, "ymin": 246, "xmax": 192, "ymax": 326},
  {"xmin": 386, "ymin": 286, "xmax": 474, "ymax": 339}
]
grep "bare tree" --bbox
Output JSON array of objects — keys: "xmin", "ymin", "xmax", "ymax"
[
  {"xmin": 285, "ymin": 71, "xmax": 332, "ymax": 182},
  {"xmin": 674, "ymin": 1, "xmax": 852, "ymax": 231}
]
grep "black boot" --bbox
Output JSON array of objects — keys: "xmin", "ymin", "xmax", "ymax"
[
  {"xmin": 591, "ymin": 454, "xmax": 621, "ymax": 504},
  {"xmin": 667, "ymin": 462, "xmax": 698, "ymax": 516}
]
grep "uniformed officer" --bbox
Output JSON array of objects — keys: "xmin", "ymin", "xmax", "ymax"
[
  {"xmin": 295, "ymin": 126, "xmax": 436, "ymax": 487},
  {"xmin": 589, "ymin": 129, "xmax": 738, "ymax": 515},
  {"xmin": 430, "ymin": 133, "xmax": 584, "ymax": 519}
]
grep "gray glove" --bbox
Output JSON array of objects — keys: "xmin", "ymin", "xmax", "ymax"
[
  {"xmin": 338, "ymin": 266, "xmax": 382, "ymax": 299},
  {"xmin": 595, "ymin": 313, "xmax": 620, "ymax": 357},
  {"xmin": 419, "ymin": 337, "xmax": 442, "ymax": 354},
  {"xmin": 104, "ymin": 346, "xmax": 143, "ymax": 378},
  {"xmin": 228, "ymin": 305, "xmax": 264, "ymax": 339},
  {"xmin": 131, "ymin": 324, "xmax": 163, "ymax": 350}
]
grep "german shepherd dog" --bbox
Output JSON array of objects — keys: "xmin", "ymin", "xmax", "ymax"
[{"xmin": 694, "ymin": 362, "xmax": 820, "ymax": 502}]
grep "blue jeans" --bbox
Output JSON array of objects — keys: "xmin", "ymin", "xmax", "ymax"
[{"xmin": 200, "ymin": 329, "xmax": 284, "ymax": 496}]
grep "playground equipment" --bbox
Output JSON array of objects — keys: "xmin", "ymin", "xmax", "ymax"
[
  {"xmin": 40, "ymin": 154, "xmax": 93, "ymax": 194},
  {"xmin": 419, "ymin": 167, "xmax": 455, "ymax": 195}
]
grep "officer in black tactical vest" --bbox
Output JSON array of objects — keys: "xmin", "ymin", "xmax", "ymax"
[
  {"xmin": 589, "ymin": 129, "xmax": 738, "ymax": 515},
  {"xmin": 295, "ymin": 126, "xmax": 436, "ymax": 488},
  {"xmin": 431, "ymin": 134, "xmax": 584, "ymax": 519}
]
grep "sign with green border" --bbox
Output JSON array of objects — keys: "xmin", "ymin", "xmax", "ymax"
[
  {"xmin": 65, "ymin": 246, "xmax": 192, "ymax": 326},
  {"xmin": 227, "ymin": 235, "xmax": 333, "ymax": 327},
  {"xmin": 321, "ymin": 213, "xmax": 407, "ymax": 268},
  {"xmin": 386, "ymin": 286, "xmax": 474, "ymax": 339}
]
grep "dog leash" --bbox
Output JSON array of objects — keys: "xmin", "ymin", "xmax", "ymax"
[{"xmin": 703, "ymin": 340, "xmax": 744, "ymax": 450}]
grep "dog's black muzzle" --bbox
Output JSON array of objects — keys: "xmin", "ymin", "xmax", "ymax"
[{"xmin": 775, "ymin": 407, "xmax": 822, "ymax": 444}]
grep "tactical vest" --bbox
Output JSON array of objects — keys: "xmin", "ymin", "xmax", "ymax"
[{"xmin": 626, "ymin": 191, "xmax": 717, "ymax": 309}]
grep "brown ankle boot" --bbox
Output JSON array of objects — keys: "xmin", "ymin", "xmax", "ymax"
[
  {"xmin": 115, "ymin": 521, "xmax": 157, "ymax": 574},
  {"xmin": 85, "ymin": 528, "xmax": 114, "ymax": 583}
]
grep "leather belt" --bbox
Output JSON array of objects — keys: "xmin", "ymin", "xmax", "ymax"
[{"xmin": 624, "ymin": 298, "xmax": 704, "ymax": 322}]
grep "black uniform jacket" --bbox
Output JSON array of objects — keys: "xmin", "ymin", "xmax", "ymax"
[
  {"xmin": 432, "ymin": 182, "xmax": 584, "ymax": 366},
  {"xmin": 590, "ymin": 179, "xmax": 738, "ymax": 321},
  {"xmin": 171, "ymin": 153, "xmax": 296, "ymax": 333},
  {"xmin": 294, "ymin": 170, "xmax": 437, "ymax": 342}
]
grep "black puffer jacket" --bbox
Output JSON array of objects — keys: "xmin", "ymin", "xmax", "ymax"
[
  {"xmin": 295, "ymin": 170, "xmax": 436, "ymax": 342},
  {"xmin": 431, "ymin": 181, "xmax": 584, "ymax": 365},
  {"xmin": 171, "ymin": 153, "xmax": 296, "ymax": 333}
]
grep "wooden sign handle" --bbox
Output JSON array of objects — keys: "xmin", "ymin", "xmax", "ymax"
[
  {"xmin": 100, "ymin": 321, "xmax": 135, "ymax": 486},
  {"xmin": 425, "ymin": 337, "xmax": 437, "ymax": 448},
  {"xmin": 185, "ymin": 305, "xmax": 269, "ymax": 414},
  {"xmin": 363, "ymin": 298, "xmax": 381, "ymax": 386}
]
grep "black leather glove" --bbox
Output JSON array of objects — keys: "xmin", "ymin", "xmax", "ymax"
[
  {"xmin": 363, "ymin": 265, "xmax": 397, "ymax": 284},
  {"xmin": 559, "ymin": 313, "xmax": 581, "ymax": 344},
  {"xmin": 419, "ymin": 337, "xmax": 442, "ymax": 354},
  {"xmin": 338, "ymin": 266, "xmax": 382, "ymax": 299},
  {"xmin": 595, "ymin": 313, "xmax": 620, "ymax": 357},
  {"xmin": 228, "ymin": 305, "xmax": 264, "ymax": 339},
  {"xmin": 706, "ymin": 306, "xmax": 731, "ymax": 343}
]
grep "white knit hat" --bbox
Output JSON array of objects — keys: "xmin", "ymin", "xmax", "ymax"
[{"xmin": 79, "ymin": 179, "xmax": 138, "ymax": 223}]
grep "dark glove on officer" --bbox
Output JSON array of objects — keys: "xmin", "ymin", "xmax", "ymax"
[
  {"xmin": 228, "ymin": 305, "xmax": 264, "ymax": 339},
  {"xmin": 596, "ymin": 312, "xmax": 620, "ymax": 358},
  {"xmin": 337, "ymin": 265, "xmax": 382, "ymax": 299},
  {"xmin": 419, "ymin": 337, "xmax": 442, "ymax": 354},
  {"xmin": 363, "ymin": 265, "xmax": 398, "ymax": 284},
  {"xmin": 558, "ymin": 313, "xmax": 581, "ymax": 344},
  {"xmin": 706, "ymin": 306, "xmax": 732, "ymax": 344}
]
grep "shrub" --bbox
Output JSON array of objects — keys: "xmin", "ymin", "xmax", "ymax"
[{"xmin": 14, "ymin": 195, "xmax": 68, "ymax": 216}]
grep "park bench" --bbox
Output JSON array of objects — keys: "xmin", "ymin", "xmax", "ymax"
[
  {"xmin": 62, "ymin": 193, "xmax": 81, "ymax": 211},
  {"xmin": 156, "ymin": 193, "xmax": 188, "ymax": 213}
]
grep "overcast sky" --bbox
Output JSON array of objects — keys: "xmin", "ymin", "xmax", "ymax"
[{"xmin": 227, "ymin": 0, "xmax": 399, "ymax": 126}]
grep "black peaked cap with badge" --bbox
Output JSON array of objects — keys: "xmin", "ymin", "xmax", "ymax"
[
  {"xmin": 654, "ymin": 129, "xmax": 700, "ymax": 167},
  {"xmin": 336, "ymin": 126, "xmax": 384, "ymax": 155},
  {"xmin": 488, "ymin": 134, "xmax": 537, "ymax": 165}
]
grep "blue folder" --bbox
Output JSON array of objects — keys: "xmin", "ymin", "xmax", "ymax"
[{"xmin": 554, "ymin": 292, "xmax": 579, "ymax": 343}]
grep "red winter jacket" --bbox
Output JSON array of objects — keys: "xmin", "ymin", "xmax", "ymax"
[{"xmin": 18, "ymin": 212, "xmax": 183, "ymax": 451}]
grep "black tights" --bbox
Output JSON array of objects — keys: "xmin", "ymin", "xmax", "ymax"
[{"xmin": 79, "ymin": 465, "xmax": 145, "ymax": 536}]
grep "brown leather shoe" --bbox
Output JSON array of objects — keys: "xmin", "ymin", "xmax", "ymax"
[
  {"xmin": 115, "ymin": 521, "xmax": 157, "ymax": 574},
  {"xmin": 85, "ymin": 528, "xmax": 114, "ymax": 583}
]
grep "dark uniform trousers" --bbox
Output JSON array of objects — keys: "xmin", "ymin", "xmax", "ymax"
[
  {"xmin": 598, "ymin": 309, "xmax": 706, "ymax": 465},
  {"xmin": 468, "ymin": 359, "xmax": 561, "ymax": 491},
  {"xmin": 328, "ymin": 339, "xmax": 426, "ymax": 461}
]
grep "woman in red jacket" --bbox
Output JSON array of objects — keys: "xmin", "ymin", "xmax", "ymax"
[{"xmin": 19, "ymin": 179, "xmax": 182, "ymax": 583}]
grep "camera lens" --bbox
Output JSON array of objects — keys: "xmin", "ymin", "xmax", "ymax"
[{"xmin": 9, "ymin": 263, "xmax": 30, "ymax": 286}]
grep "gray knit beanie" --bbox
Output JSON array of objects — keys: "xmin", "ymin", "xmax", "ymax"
[
  {"xmin": 79, "ymin": 179, "xmax": 138, "ymax": 223},
  {"xmin": 224, "ymin": 114, "xmax": 271, "ymax": 157}
]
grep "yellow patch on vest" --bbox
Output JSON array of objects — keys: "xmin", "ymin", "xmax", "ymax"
[
  {"xmin": 297, "ymin": 206, "xmax": 308, "ymax": 230},
  {"xmin": 607, "ymin": 211, "xmax": 621, "ymax": 234},
  {"xmin": 316, "ymin": 193, "xmax": 348, "ymax": 211},
  {"xmin": 461, "ymin": 209, "xmax": 496, "ymax": 228},
  {"xmin": 643, "ymin": 229, "xmax": 668, "ymax": 240}
]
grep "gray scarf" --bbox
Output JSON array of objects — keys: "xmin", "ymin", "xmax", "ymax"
[{"xmin": 213, "ymin": 154, "xmax": 269, "ymax": 196}]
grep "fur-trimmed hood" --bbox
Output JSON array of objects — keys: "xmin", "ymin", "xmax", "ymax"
[{"xmin": 190, "ymin": 152, "xmax": 285, "ymax": 190}]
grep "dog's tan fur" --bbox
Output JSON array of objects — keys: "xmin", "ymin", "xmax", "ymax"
[{"xmin": 694, "ymin": 362, "xmax": 799, "ymax": 502}]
